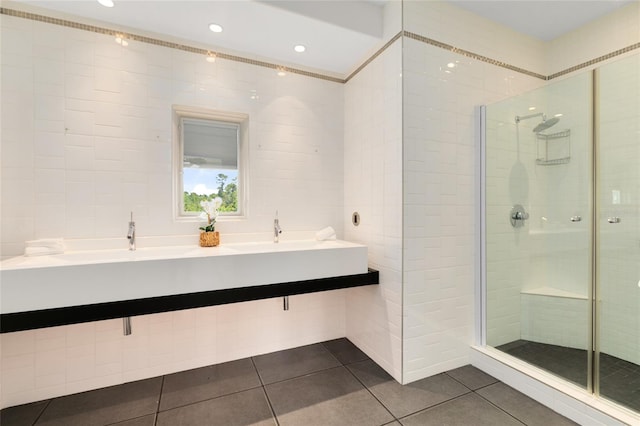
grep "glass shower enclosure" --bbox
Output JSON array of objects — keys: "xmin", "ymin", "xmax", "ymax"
[{"xmin": 481, "ymin": 53, "xmax": 639, "ymax": 413}]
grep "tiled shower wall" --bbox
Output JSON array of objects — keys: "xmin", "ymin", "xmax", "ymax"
[
  {"xmin": 598, "ymin": 53, "xmax": 640, "ymax": 366},
  {"xmin": 401, "ymin": 1, "xmax": 544, "ymax": 383},
  {"xmin": 0, "ymin": 14, "xmax": 348, "ymax": 408},
  {"xmin": 484, "ymin": 72, "xmax": 593, "ymax": 350},
  {"xmin": 344, "ymin": 40, "xmax": 403, "ymax": 382},
  {"xmin": 479, "ymin": 2, "xmax": 639, "ymax": 362}
]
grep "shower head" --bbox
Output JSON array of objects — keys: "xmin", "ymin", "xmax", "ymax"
[
  {"xmin": 532, "ymin": 116, "xmax": 560, "ymax": 133},
  {"xmin": 515, "ymin": 112, "xmax": 560, "ymax": 133}
]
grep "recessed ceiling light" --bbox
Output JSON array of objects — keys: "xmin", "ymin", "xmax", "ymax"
[
  {"xmin": 529, "ymin": 106, "xmax": 536, "ymax": 111},
  {"xmin": 97, "ymin": 0, "xmax": 114, "ymax": 7},
  {"xmin": 208, "ymin": 23, "xmax": 223, "ymax": 33},
  {"xmin": 294, "ymin": 45, "xmax": 306, "ymax": 53},
  {"xmin": 447, "ymin": 62, "xmax": 455, "ymax": 68},
  {"xmin": 554, "ymin": 113, "xmax": 563, "ymax": 117}
]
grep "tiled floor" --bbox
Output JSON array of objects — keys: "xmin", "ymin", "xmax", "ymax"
[
  {"xmin": 497, "ymin": 339, "xmax": 640, "ymax": 413},
  {"xmin": 1, "ymin": 338, "xmax": 578, "ymax": 426}
]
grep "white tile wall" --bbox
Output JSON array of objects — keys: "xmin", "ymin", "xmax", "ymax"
[
  {"xmin": 0, "ymin": 15, "xmax": 345, "ymax": 258},
  {"xmin": 520, "ymin": 294, "xmax": 589, "ymax": 350},
  {"xmin": 0, "ymin": 291, "xmax": 347, "ymax": 408},
  {"xmin": 344, "ymin": 40, "xmax": 403, "ymax": 382},
  {"xmin": 0, "ymin": 14, "xmax": 347, "ymax": 408},
  {"xmin": 401, "ymin": 33, "xmax": 543, "ymax": 382}
]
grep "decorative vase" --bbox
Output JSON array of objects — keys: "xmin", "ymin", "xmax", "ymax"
[{"xmin": 199, "ymin": 231, "xmax": 220, "ymax": 247}]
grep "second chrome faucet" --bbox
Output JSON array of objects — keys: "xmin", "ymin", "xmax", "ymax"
[
  {"xmin": 274, "ymin": 211, "xmax": 282, "ymax": 243},
  {"xmin": 127, "ymin": 211, "xmax": 136, "ymax": 251}
]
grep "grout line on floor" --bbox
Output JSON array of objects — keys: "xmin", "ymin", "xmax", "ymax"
[
  {"xmin": 320, "ymin": 342, "xmax": 344, "ymax": 366},
  {"xmin": 31, "ymin": 398, "xmax": 51, "ymax": 426},
  {"xmin": 469, "ymin": 381, "xmax": 499, "ymax": 392},
  {"xmin": 260, "ymin": 386, "xmax": 281, "ymax": 426},
  {"xmin": 155, "ymin": 383, "xmax": 265, "ymax": 414},
  {"xmin": 443, "ymin": 371, "xmax": 499, "ymax": 392},
  {"xmin": 473, "ymin": 390, "xmax": 529, "ymax": 426},
  {"xmin": 154, "ymin": 375, "xmax": 166, "ymax": 425},
  {"xmin": 250, "ymin": 357, "xmax": 280, "ymax": 426},
  {"xmin": 343, "ymin": 363, "xmax": 399, "ymax": 422},
  {"xmin": 258, "ymin": 364, "xmax": 347, "ymax": 388},
  {"xmin": 107, "ymin": 413, "xmax": 157, "ymax": 426},
  {"xmin": 396, "ymin": 390, "xmax": 474, "ymax": 422}
]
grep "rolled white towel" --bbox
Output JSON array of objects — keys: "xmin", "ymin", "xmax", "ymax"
[
  {"xmin": 315, "ymin": 226, "xmax": 336, "ymax": 241},
  {"xmin": 24, "ymin": 247, "xmax": 64, "ymax": 257}
]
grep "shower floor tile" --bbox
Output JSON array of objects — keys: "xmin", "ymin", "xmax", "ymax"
[
  {"xmin": 0, "ymin": 338, "xmax": 582, "ymax": 426},
  {"xmin": 496, "ymin": 340, "xmax": 588, "ymax": 387},
  {"xmin": 497, "ymin": 339, "xmax": 640, "ymax": 413}
]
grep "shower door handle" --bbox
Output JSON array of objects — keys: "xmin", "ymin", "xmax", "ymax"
[{"xmin": 607, "ymin": 217, "xmax": 621, "ymax": 224}]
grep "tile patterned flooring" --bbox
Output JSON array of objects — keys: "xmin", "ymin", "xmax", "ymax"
[
  {"xmin": 1, "ymin": 339, "xmax": 578, "ymax": 426},
  {"xmin": 497, "ymin": 339, "xmax": 640, "ymax": 414}
]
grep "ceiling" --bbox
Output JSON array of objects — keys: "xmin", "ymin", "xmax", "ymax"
[
  {"xmin": 7, "ymin": 0, "xmax": 637, "ymax": 76},
  {"xmin": 449, "ymin": 0, "xmax": 636, "ymax": 41}
]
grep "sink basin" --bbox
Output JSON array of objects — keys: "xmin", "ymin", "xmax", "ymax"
[
  {"xmin": 1, "ymin": 245, "xmax": 235, "ymax": 269},
  {"xmin": 0, "ymin": 240, "xmax": 368, "ymax": 314}
]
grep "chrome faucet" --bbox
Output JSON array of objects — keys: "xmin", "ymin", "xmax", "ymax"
[
  {"xmin": 274, "ymin": 210, "xmax": 282, "ymax": 243},
  {"xmin": 127, "ymin": 211, "xmax": 136, "ymax": 251}
]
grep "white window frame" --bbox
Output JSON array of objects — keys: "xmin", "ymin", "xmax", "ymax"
[{"xmin": 172, "ymin": 105, "xmax": 249, "ymax": 221}]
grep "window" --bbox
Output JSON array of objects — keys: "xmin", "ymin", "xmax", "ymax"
[{"xmin": 173, "ymin": 106, "xmax": 248, "ymax": 219}]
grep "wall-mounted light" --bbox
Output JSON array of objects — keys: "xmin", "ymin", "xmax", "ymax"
[
  {"xmin": 208, "ymin": 23, "xmax": 223, "ymax": 33},
  {"xmin": 97, "ymin": 0, "xmax": 114, "ymax": 7},
  {"xmin": 276, "ymin": 66, "xmax": 287, "ymax": 77},
  {"xmin": 115, "ymin": 34, "xmax": 128, "ymax": 46},
  {"xmin": 206, "ymin": 52, "xmax": 216, "ymax": 63},
  {"xmin": 294, "ymin": 45, "xmax": 306, "ymax": 53}
]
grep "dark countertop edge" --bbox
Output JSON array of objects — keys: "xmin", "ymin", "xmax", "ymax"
[{"xmin": 0, "ymin": 268, "xmax": 379, "ymax": 333}]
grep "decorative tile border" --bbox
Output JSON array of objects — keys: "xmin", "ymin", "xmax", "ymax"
[
  {"xmin": 0, "ymin": 7, "xmax": 345, "ymax": 84},
  {"xmin": 547, "ymin": 42, "xmax": 640, "ymax": 80},
  {"xmin": 1, "ymin": 7, "xmax": 638, "ymax": 84},
  {"xmin": 405, "ymin": 30, "xmax": 640, "ymax": 81},
  {"xmin": 345, "ymin": 32, "xmax": 402, "ymax": 82},
  {"xmin": 404, "ymin": 31, "xmax": 548, "ymax": 80}
]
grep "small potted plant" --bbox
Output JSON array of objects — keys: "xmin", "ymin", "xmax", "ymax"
[{"xmin": 199, "ymin": 197, "xmax": 222, "ymax": 247}]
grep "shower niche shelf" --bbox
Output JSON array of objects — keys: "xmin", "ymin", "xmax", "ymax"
[{"xmin": 536, "ymin": 129, "xmax": 570, "ymax": 166}]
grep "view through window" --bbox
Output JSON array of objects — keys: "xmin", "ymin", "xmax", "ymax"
[{"xmin": 181, "ymin": 118, "xmax": 240, "ymax": 214}]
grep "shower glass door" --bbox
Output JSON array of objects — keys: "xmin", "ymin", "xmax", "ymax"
[
  {"xmin": 596, "ymin": 53, "xmax": 640, "ymax": 412},
  {"xmin": 484, "ymin": 72, "xmax": 593, "ymax": 389}
]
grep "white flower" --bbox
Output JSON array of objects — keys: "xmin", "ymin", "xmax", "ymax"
[{"xmin": 199, "ymin": 197, "xmax": 223, "ymax": 229}]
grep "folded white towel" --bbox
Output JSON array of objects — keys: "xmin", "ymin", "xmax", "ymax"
[
  {"xmin": 315, "ymin": 226, "xmax": 336, "ymax": 241},
  {"xmin": 24, "ymin": 247, "xmax": 64, "ymax": 257},
  {"xmin": 25, "ymin": 238, "xmax": 65, "ymax": 250}
]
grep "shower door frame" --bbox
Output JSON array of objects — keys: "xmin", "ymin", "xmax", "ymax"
[{"xmin": 475, "ymin": 61, "xmax": 640, "ymax": 426}]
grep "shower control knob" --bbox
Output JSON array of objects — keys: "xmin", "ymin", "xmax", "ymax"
[
  {"xmin": 510, "ymin": 204, "xmax": 529, "ymax": 228},
  {"xmin": 570, "ymin": 216, "xmax": 582, "ymax": 222},
  {"xmin": 607, "ymin": 217, "xmax": 621, "ymax": 224}
]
